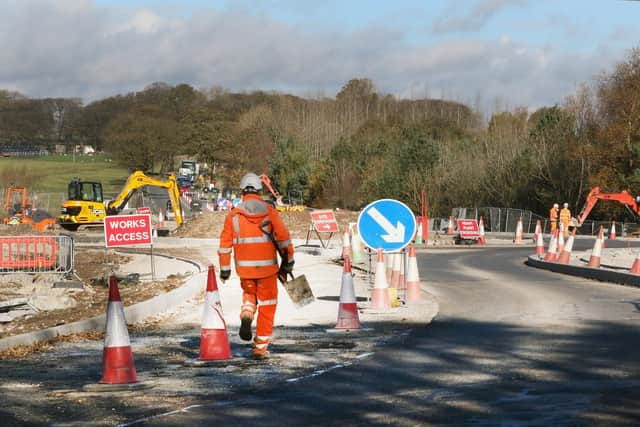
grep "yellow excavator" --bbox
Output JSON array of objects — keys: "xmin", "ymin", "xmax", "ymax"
[{"xmin": 59, "ymin": 171, "xmax": 184, "ymax": 231}]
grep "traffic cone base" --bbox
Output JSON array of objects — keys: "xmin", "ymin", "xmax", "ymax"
[
  {"xmin": 198, "ymin": 266, "xmax": 232, "ymax": 361},
  {"xmin": 199, "ymin": 329, "xmax": 232, "ymax": 360},
  {"xmin": 336, "ymin": 303, "xmax": 360, "ymax": 329},
  {"xmin": 101, "ymin": 346, "xmax": 137, "ymax": 384}
]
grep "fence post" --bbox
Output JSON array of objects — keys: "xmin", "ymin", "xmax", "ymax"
[{"xmin": 505, "ymin": 209, "xmax": 509, "ymax": 233}]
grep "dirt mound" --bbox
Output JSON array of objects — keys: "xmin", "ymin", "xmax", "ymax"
[{"xmin": 175, "ymin": 209, "xmax": 359, "ymax": 240}]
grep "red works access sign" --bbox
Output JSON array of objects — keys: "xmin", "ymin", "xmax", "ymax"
[
  {"xmin": 104, "ymin": 214, "xmax": 153, "ymax": 247},
  {"xmin": 457, "ymin": 219, "xmax": 480, "ymax": 239},
  {"xmin": 310, "ymin": 210, "xmax": 339, "ymax": 233}
]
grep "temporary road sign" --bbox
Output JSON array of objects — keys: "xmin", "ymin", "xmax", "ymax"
[
  {"xmin": 357, "ymin": 199, "xmax": 416, "ymax": 253},
  {"xmin": 457, "ymin": 219, "xmax": 480, "ymax": 239},
  {"xmin": 136, "ymin": 206, "xmax": 151, "ymax": 215},
  {"xmin": 310, "ymin": 210, "xmax": 339, "ymax": 233},
  {"xmin": 104, "ymin": 214, "xmax": 152, "ymax": 247}
]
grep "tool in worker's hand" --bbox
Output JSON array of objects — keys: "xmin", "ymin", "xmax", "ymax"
[{"xmin": 261, "ymin": 221, "xmax": 315, "ymax": 308}]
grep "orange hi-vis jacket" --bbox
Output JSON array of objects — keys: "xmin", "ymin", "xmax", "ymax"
[
  {"xmin": 549, "ymin": 207, "xmax": 559, "ymax": 223},
  {"xmin": 218, "ymin": 193, "xmax": 294, "ymax": 279}
]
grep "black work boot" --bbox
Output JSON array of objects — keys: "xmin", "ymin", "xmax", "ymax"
[{"xmin": 239, "ymin": 314, "xmax": 252, "ymax": 341}]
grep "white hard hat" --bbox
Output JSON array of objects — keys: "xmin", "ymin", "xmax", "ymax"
[
  {"xmin": 563, "ymin": 203, "xmax": 568, "ymax": 208},
  {"xmin": 239, "ymin": 173, "xmax": 262, "ymax": 192},
  {"xmin": 553, "ymin": 203, "xmax": 559, "ymax": 208}
]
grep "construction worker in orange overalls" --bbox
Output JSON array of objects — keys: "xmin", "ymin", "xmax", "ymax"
[
  {"xmin": 549, "ymin": 203, "xmax": 560, "ymax": 232},
  {"xmin": 559, "ymin": 202, "xmax": 571, "ymax": 238},
  {"xmin": 218, "ymin": 172, "xmax": 294, "ymax": 360}
]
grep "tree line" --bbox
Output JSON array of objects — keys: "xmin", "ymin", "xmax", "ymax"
[{"xmin": 1, "ymin": 47, "xmax": 640, "ymax": 220}]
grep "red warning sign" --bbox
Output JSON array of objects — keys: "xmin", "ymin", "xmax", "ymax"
[
  {"xmin": 457, "ymin": 219, "xmax": 480, "ymax": 239},
  {"xmin": 310, "ymin": 210, "xmax": 339, "ymax": 233},
  {"xmin": 104, "ymin": 214, "xmax": 153, "ymax": 247}
]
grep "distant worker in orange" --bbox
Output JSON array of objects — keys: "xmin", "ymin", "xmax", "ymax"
[
  {"xmin": 549, "ymin": 203, "xmax": 560, "ymax": 232},
  {"xmin": 560, "ymin": 202, "xmax": 571, "ymax": 237},
  {"xmin": 218, "ymin": 172, "xmax": 294, "ymax": 360}
]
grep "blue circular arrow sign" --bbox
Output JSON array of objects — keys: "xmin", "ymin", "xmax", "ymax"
[{"xmin": 357, "ymin": 199, "xmax": 417, "ymax": 253}]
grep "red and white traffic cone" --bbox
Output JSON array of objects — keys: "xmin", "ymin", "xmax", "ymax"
[
  {"xmin": 370, "ymin": 249, "xmax": 391, "ymax": 310},
  {"xmin": 544, "ymin": 230, "xmax": 558, "ymax": 262},
  {"xmin": 390, "ymin": 252, "xmax": 401, "ymax": 290},
  {"xmin": 158, "ymin": 209, "xmax": 165, "ymax": 228},
  {"xmin": 630, "ymin": 252, "xmax": 640, "ymax": 274},
  {"xmin": 556, "ymin": 228, "xmax": 565, "ymax": 255},
  {"xmin": 198, "ymin": 265, "xmax": 232, "ymax": 361},
  {"xmin": 101, "ymin": 275, "xmax": 138, "ymax": 384},
  {"xmin": 535, "ymin": 232, "xmax": 545, "ymax": 257},
  {"xmin": 335, "ymin": 256, "xmax": 361, "ymax": 329},
  {"xmin": 341, "ymin": 230, "xmax": 352, "ymax": 260},
  {"xmin": 513, "ymin": 217, "xmax": 524, "ymax": 244},
  {"xmin": 599, "ymin": 226, "xmax": 605, "ymax": 249},
  {"xmin": 533, "ymin": 219, "xmax": 542, "ymax": 243},
  {"xmin": 610, "ymin": 221, "xmax": 617, "ymax": 240},
  {"xmin": 478, "ymin": 216, "xmax": 487, "ymax": 245},
  {"xmin": 406, "ymin": 244, "xmax": 422, "ymax": 302},
  {"xmin": 587, "ymin": 234, "xmax": 602, "ymax": 268},
  {"xmin": 557, "ymin": 228, "xmax": 576, "ymax": 264},
  {"xmin": 385, "ymin": 251, "xmax": 393, "ymax": 285},
  {"xmin": 398, "ymin": 253, "xmax": 406, "ymax": 290},
  {"xmin": 447, "ymin": 216, "xmax": 455, "ymax": 234}
]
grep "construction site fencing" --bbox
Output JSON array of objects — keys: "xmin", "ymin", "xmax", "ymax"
[
  {"xmin": 449, "ymin": 207, "xmax": 639, "ymax": 236},
  {"xmin": 0, "ymin": 235, "xmax": 74, "ymax": 274}
]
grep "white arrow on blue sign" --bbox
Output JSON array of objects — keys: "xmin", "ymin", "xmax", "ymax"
[{"xmin": 357, "ymin": 199, "xmax": 417, "ymax": 253}]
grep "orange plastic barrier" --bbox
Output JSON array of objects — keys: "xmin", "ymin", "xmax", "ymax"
[{"xmin": 0, "ymin": 236, "xmax": 58, "ymax": 270}]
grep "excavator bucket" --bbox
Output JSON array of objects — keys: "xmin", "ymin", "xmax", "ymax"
[{"xmin": 281, "ymin": 274, "xmax": 314, "ymax": 308}]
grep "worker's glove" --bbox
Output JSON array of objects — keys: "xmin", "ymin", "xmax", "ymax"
[
  {"xmin": 220, "ymin": 270, "xmax": 230, "ymax": 283},
  {"xmin": 277, "ymin": 261, "xmax": 294, "ymax": 284},
  {"xmin": 282, "ymin": 260, "xmax": 295, "ymax": 274}
]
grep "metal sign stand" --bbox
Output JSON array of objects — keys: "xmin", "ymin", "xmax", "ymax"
[
  {"xmin": 304, "ymin": 223, "xmax": 335, "ymax": 248},
  {"xmin": 150, "ymin": 243, "xmax": 155, "ymax": 281}
]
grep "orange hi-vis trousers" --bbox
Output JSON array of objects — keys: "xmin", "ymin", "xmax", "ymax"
[{"xmin": 240, "ymin": 275, "xmax": 278, "ymax": 355}]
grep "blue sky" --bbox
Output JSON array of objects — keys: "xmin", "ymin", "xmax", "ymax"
[{"xmin": 2, "ymin": 0, "xmax": 640, "ymax": 110}]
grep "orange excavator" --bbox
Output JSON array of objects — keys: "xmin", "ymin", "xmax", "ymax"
[
  {"xmin": 259, "ymin": 174, "xmax": 306, "ymax": 212},
  {"xmin": 571, "ymin": 186, "xmax": 640, "ymax": 227},
  {"xmin": 3, "ymin": 186, "xmax": 57, "ymax": 232}
]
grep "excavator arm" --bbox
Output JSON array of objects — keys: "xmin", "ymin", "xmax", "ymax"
[
  {"xmin": 575, "ymin": 186, "xmax": 640, "ymax": 226},
  {"xmin": 107, "ymin": 171, "xmax": 184, "ymax": 227},
  {"xmin": 259, "ymin": 174, "xmax": 285, "ymax": 207}
]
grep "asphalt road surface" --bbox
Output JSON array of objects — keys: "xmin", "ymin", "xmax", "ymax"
[{"xmin": 136, "ymin": 245, "xmax": 640, "ymax": 426}]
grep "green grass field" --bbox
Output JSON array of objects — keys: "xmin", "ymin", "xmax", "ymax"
[{"xmin": 0, "ymin": 154, "xmax": 130, "ymax": 194}]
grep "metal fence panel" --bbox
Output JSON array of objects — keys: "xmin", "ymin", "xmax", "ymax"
[
  {"xmin": 0, "ymin": 235, "xmax": 73, "ymax": 274},
  {"xmin": 449, "ymin": 206, "xmax": 638, "ymax": 236}
]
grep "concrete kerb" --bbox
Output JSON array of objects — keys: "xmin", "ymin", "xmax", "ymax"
[
  {"xmin": 526, "ymin": 255, "xmax": 640, "ymax": 288},
  {"xmin": 0, "ymin": 259, "xmax": 207, "ymax": 352}
]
